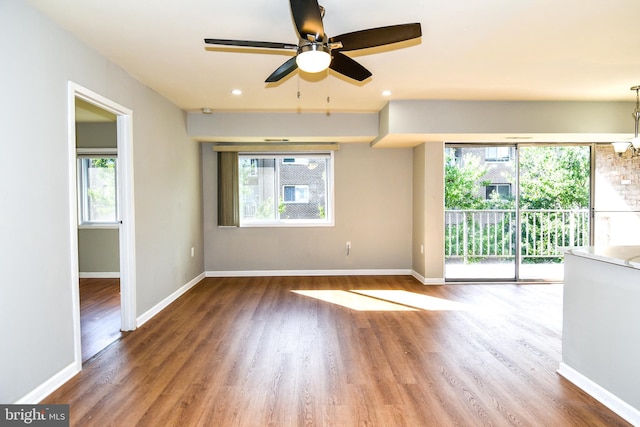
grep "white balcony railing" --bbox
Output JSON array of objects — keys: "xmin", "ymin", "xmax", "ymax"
[{"xmin": 445, "ymin": 209, "xmax": 590, "ymax": 263}]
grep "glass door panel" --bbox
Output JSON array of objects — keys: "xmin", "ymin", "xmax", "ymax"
[
  {"xmin": 444, "ymin": 145, "xmax": 516, "ymax": 280},
  {"xmin": 517, "ymin": 145, "xmax": 591, "ymax": 281}
]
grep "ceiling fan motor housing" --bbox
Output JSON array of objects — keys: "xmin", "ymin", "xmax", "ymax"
[{"xmin": 296, "ymin": 43, "xmax": 332, "ymax": 73}]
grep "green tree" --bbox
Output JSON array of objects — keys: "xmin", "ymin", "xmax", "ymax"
[
  {"xmin": 519, "ymin": 146, "xmax": 590, "ymax": 209},
  {"xmin": 444, "ymin": 150, "xmax": 491, "ymax": 209}
]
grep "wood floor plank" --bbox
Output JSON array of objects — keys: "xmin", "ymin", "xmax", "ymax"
[
  {"xmin": 80, "ymin": 278, "xmax": 122, "ymax": 362},
  {"xmin": 43, "ymin": 276, "xmax": 632, "ymax": 426}
]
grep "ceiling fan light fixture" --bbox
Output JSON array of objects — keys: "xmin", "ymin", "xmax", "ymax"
[{"xmin": 296, "ymin": 44, "xmax": 331, "ymax": 73}]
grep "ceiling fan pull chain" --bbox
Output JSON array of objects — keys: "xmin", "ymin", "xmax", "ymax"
[{"xmin": 326, "ymin": 69, "xmax": 331, "ymax": 104}]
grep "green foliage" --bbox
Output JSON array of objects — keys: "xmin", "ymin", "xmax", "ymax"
[
  {"xmin": 445, "ymin": 150, "xmax": 490, "ymax": 209},
  {"xmin": 91, "ymin": 158, "xmax": 115, "ymax": 168},
  {"xmin": 518, "ymin": 146, "xmax": 590, "ymax": 209},
  {"xmin": 483, "ymin": 190, "xmax": 515, "ymax": 210},
  {"xmin": 256, "ymin": 197, "xmax": 274, "ymax": 219}
]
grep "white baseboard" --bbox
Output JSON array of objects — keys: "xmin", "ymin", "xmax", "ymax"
[
  {"xmin": 15, "ymin": 362, "xmax": 80, "ymax": 404},
  {"xmin": 16, "ymin": 273, "xmax": 205, "ymax": 404},
  {"xmin": 411, "ymin": 270, "xmax": 445, "ymax": 285},
  {"xmin": 136, "ymin": 273, "xmax": 205, "ymax": 327},
  {"xmin": 79, "ymin": 272, "xmax": 120, "ymax": 279},
  {"xmin": 206, "ymin": 269, "xmax": 412, "ymax": 278},
  {"xmin": 557, "ymin": 363, "xmax": 640, "ymax": 426}
]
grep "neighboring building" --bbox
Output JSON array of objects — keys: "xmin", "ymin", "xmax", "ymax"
[{"xmin": 446, "ymin": 146, "xmax": 516, "ymax": 203}]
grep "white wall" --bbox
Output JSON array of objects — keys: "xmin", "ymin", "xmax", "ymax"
[
  {"xmin": 0, "ymin": 1, "xmax": 203, "ymax": 403},
  {"xmin": 202, "ymin": 143, "xmax": 413, "ymax": 272}
]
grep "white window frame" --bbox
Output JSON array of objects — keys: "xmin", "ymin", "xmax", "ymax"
[
  {"xmin": 77, "ymin": 148, "xmax": 119, "ymax": 228},
  {"xmin": 239, "ymin": 152, "xmax": 334, "ymax": 227}
]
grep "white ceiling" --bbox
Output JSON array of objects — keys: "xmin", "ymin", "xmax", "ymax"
[{"xmin": 28, "ymin": 0, "xmax": 640, "ymax": 114}]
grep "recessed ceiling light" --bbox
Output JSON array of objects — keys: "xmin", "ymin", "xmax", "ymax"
[
  {"xmin": 382, "ymin": 90, "xmax": 392, "ymax": 97},
  {"xmin": 231, "ymin": 89, "xmax": 242, "ymax": 96}
]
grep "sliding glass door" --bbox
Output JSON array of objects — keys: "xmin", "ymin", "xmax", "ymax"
[
  {"xmin": 517, "ymin": 145, "xmax": 591, "ymax": 280},
  {"xmin": 444, "ymin": 145, "xmax": 517, "ymax": 280},
  {"xmin": 444, "ymin": 144, "xmax": 592, "ymax": 281}
]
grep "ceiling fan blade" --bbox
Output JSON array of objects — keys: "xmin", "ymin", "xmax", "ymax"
[
  {"xmin": 205, "ymin": 38, "xmax": 297, "ymax": 50},
  {"xmin": 330, "ymin": 23, "xmax": 422, "ymax": 51},
  {"xmin": 265, "ymin": 57, "xmax": 299, "ymax": 83},
  {"xmin": 329, "ymin": 52, "xmax": 372, "ymax": 82},
  {"xmin": 290, "ymin": 0, "xmax": 325, "ymax": 41}
]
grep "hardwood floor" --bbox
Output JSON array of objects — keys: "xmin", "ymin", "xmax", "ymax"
[
  {"xmin": 80, "ymin": 278, "xmax": 123, "ymax": 363},
  {"xmin": 45, "ymin": 276, "xmax": 631, "ymax": 426}
]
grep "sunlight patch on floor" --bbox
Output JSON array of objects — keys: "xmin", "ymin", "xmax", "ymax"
[
  {"xmin": 292, "ymin": 290, "xmax": 470, "ymax": 312},
  {"xmin": 353, "ymin": 290, "xmax": 470, "ymax": 311},
  {"xmin": 292, "ymin": 290, "xmax": 417, "ymax": 312}
]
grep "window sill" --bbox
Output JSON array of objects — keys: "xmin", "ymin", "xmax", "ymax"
[{"xmin": 78, "ymin": 223, "xmax": 120, "ymax": 230}]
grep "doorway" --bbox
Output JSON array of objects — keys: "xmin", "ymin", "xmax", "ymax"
[
  {"xmin": 68, "ymin": 82, "xmax": 137, "ymax": 368},
  {"xmin": 444, "ymin": 143, "xmax": 592, "ymax": 281}
]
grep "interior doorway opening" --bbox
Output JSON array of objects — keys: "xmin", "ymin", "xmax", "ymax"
[{"xmin": 68, "ymin": 82, "xmax": 137, "ymax": 369}]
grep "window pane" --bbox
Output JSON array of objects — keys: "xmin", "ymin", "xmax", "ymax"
[
  {"xmin": 278, "ymin": 158, "xmax": 325, "ymax": 220},
  {"xmin": 239, "ymin": 154, "xmax": 331, "ymax": 225},
  {"xmin": 80, "ymin": 157, "xmax": 117, "ymax": 223},
  {"xmin": 239, "ymin": 158, "xmax": 276, "ymax": 221}
]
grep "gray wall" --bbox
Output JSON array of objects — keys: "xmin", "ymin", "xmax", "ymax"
[
  {"xmin": 0, "ymin": 1, "xmax": 203, "ymax": 403},
  {"xmin": 78, "ymin": 229, "xmax": 120, "ymax": 273},
  {"xmin": 202, "ymin": 143, "xmax": 413, "ymax": 272},
  {"xmin": 412, "ymin": 142, "xmax": 445, "ymax": 281}
]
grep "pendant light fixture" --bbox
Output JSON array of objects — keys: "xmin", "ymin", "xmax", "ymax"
[{"xmin": 612, "ymin": 85, "xmax": 640, "ymax": 157}]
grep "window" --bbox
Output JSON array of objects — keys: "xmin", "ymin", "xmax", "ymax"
[
  {"xmin": 77, "ymin": 155, "xmax": 118, "ymax": 225},
  {"xmin": 283, "ymin": 185, "xmax": 309, "ymax": 203},
  {"xmin": 485, "ymin": 147, "xmax": 511, "ymax": 162},
  {"xmin": 485, "ymin": 183, "xmax": 511, "ymax": 200},
  {"xmin": 238, "ymin": 153, "xmax": 333, "ymax": 226}
]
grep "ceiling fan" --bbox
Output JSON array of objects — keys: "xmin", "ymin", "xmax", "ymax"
[{"xmin": 204, "ymin": 0, "xmax": 422, "ymax": 83}]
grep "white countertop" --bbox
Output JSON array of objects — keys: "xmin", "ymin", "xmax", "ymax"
[{"xmin": 564, "ymin": 245, "xmax": 640, "ymax": 270}]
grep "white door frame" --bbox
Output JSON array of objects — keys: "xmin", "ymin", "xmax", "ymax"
[{"xmin": 67, "ymin": 82, "xmax": 137, "ymax": 369}]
